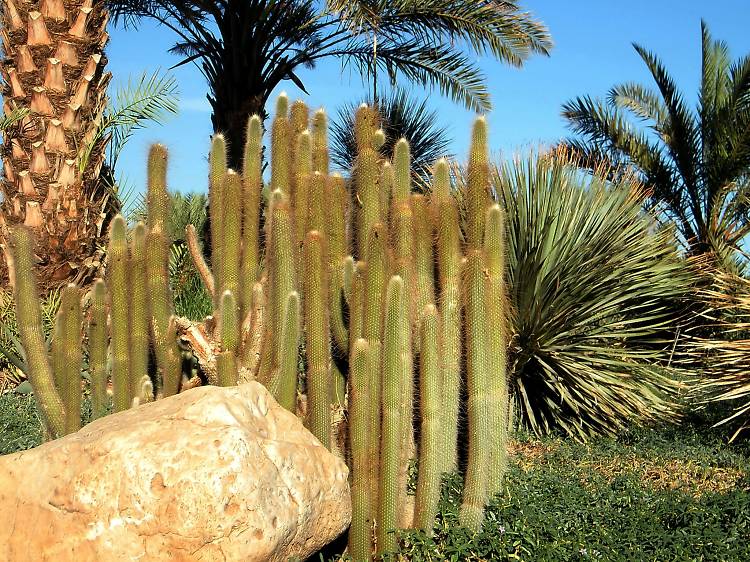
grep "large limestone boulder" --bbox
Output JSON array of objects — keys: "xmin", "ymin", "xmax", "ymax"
[{"xmin": 0, "ymin": 382, "xmax": 351, "ymax": 561}]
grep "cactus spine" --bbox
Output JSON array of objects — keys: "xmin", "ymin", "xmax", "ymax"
[
  {"xmin": 208, "ymin": 134, "xmax": 228, "ymax": 297},
  {"xmin": 271, "ymin": 291, "xmax": 300, "ymax": 412},
  {"xmin": 349, "ymin": 338, "xmax": 372, "ymax": 562},
  {"xmin": 146, "ymin": 144, "xmax": 170, "ymax": 231},
  {"xmin": 8, "ymin": 228, "xmax": 66, "ymax": 438},
  {"xmin": 414, "ymin": 304, "xmax": 442, "ymax": 534},
  {"xmin": 88, "ymin": 279, "xmax": 109, "ymax": 419},
  {"xmin": 218, "ymin": 290, "xmax": 239, "ymax": 387},
  {"xmin": 271, "ymin": 94, "xmax": 291, "ymax": 195},
  {"xmin": 222, "ymin": 171, "xmax": 242, "ymax": 297},
  {"xmin": 311, "ymin": 108, "xmax": 329, "ymax": 175},
  {"xmin": 466, "ymin": 117, "xmax": 490, "ymax": 247},
  {"xmin": 108, "ymin": 215, "xmax": 131, "ymax": 412}
]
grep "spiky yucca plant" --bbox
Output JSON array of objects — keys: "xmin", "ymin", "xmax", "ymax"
[{"xmin": 493, "ymin": 149, "xmax": 693, "ymax": 439}]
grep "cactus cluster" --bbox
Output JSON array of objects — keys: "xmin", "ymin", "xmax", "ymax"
[{"xmin": 8, "ymin": 95, "xmax": 511, "ymax": 555}]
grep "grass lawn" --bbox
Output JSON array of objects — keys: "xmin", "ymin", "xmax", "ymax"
[{"xmin": 2, "ymin": 391, "xmax": 749, "ymax": 561}]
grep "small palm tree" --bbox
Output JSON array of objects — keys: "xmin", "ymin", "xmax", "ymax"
[
  {"xmin": 330, "ymin": 89, "xmax": 451, "ymax": 185},
  {"xmin": 562, "ymin": 22, "xmax": 750, "ymax": 270},
  {"xmin": 107, "ymin": 0, "xmax": 551, "ymax": 169}
]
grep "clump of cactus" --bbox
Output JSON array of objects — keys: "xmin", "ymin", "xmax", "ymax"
[{"xmin": 9, "ymin": 96, "xmax": 511, "ymax": 553}]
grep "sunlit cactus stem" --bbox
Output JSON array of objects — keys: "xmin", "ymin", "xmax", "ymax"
[
  {"xmin": 349, "ymin": 338, "xmax": 372, "ymax": 562},
  {"xmin": 485, "ymin": 205, "xmax": 510, "ymax": 493},
  {"xmin": 108, "ymin": 215, "xmax": 131, "ymax": 412},
  {"xmin": 129, "ymin": 223, "xmax": 150, "ymax": 404},
  {"xmin": 304, "ymin": 231, "xmax": 331, "ymax": 448},
  {"xmin": 240, "ymin": 115, "xmax": 263, "ymax": 319},
  {"xmin": 56, "ymin": 284, "xmax": 83, "ymax": 435},
  {"xmin": 414, "ymin": 304, "xmax": 442, "ymax": 534},
  {"xmin": 222, "ymin": 170, "xmax": 242, "ymax": 298},
  {"xmin": 8, "ymin": 228, "xmax": 66, "ymax": 438},
  {"xmin": 466, "ymin": 117, "xmax": 491, "ymax": 248},
  {"xmin": 271, "ymin": 93, "xmax": 291, "ymax": 195},
  {"xmin": 268, "ymin": 291, "xmax": 300, "ymax": 412},
  {"xmin": 88, "ymin": 279, "xmax": 109, "ymax": 420},
  {"xmin": 209, "ymin": 134, "xmax": 228, "ymax": 297},
  {"xmin": 311, "ymin": 108, "xmax": 329, "ymax": 175},
  {"xmin": 147, "ymin": 144, "xmax": 170, "ymax": 232},
  {"xmin": 377, "ymin": 275, "xmax": 407, "ymax": 556},
  {"xmin": 433, "ymin": 159, "xmax": 462, "ymax": 472},
  {"xmin": 459, "ymin": 250, "xmax": 492, "ymax": 531}
]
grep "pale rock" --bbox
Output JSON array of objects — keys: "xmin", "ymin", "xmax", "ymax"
[{"xmin": 0, "ymin": 382, "xmax": 351, "ymax": 561}]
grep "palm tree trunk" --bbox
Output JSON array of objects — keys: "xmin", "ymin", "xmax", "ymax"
[{"xmin": 1, "ymin": 0, "xmax": 112, "ymax": 289}]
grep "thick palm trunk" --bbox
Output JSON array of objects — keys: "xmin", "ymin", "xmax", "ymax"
[
  {"xmin": 210, "ymin": 89, "xmax": 266, "ymax": 171},
  {"xmin": 1, "ymin": 0, "xmax": 111, "ymax": 288}
]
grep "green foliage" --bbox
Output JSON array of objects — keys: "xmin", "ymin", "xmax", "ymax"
[
  {"xmin": 400, "ymin": 426, "xmax": 750, "ymax": 561},
  {"xmin": 490, "ymin": 150, "xmax": 693, "ymax": 440},
  {"xmin": 562, "ymin": 22, "xmax": 750, "ymax": 270}
]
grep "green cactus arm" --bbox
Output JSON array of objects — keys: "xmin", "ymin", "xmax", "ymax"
[
  {"xmin": 108, "ymin": 215, "xmax": 131, "ymax": 412},
  {"xmin": 466, "ymin": 117, "xmax": 490, "ymax": 248},
  {"xmin": 129, "ymin": 223, "xmax": 150, "ymax": 404},
  {"xmin": 267, "ymin": 291, "xmax": 300, "ymax": 412},
  {"xmin": 307, "ymin": 172, "xmax": 327, "ymax": 236},
  {"xmin": 377, "ymin": 275, "xmax": 406, "ymax": 556},
  {"xmin": 414, "ymin": 304, "xmax": 443, "ymax": 534},
  {"xmin": 311, "ymin": 108, "xmax": 329, "ymax": 175},
  {"xmin": 484, "ymin": 204, "xmax": 510, "ymax": 494},
  {"xmin": 88, "ymin": 279, "xmax": 110, "ymax": 420},
  {"xmin": 186, "ymin": 224, "xmax": 215, "ymax": 297},
  {"xmin": 293, "ymin": 130, "xmax": 312, "ymax": 246},
  {"xmin": 220, "ymin": 290, "xmax": 240, "ymax": 355},
  {"xmin": 216, "ymin": 350, "xmax": 238, "ymax": 387},
  {"xmin": 146, "ymin": 144, "xmax": 170, "ymax": 232},
  {"xmin": 434, "ymin": 195, "xmax": 463, "ymax": 472},
  {"xmin": 240, "ymin": 115, "xmax": 263, "ymax": 318},
  {"xmin": 271, "ymin": 94, "xmax": 292, "ymax": 195},
  {"xmin": 239, "ymin": 282, "xmax": 265, "ymax": 378},
  {"xmin": 459, "ymin": 249, "xmax": 492, "ymax": 531},
  {"xmin": 58, "ymin": 284, "xmax": 83, "ymax": 434},
  {"xmin": 379, "ymin": 161, "xmax": 394, "ymax": 226},
  {"xmin": 9, "ymin": 228, "xmax": 66, "ymax": 438},
  {"xmin": 411, "ymin": 194, "xmax": 436, "ymax": 351},
  {"xmin": 222, "ymin": 170, "xmax": 242, "ymax": 298},
  {"xmin": 290, "ymin": 99, "xmax": 309, "ymax": 136},
  {"xmin": 209, "ymin": 134, "xmax": 228, "ymax": 295},
  {"xmin": 304, "ymin": 231, "xmax": 332, "ymax": 448},
  {"xmin": 431, "ymin": 158, "xmax": 451, "ymax": 201},
  {"xmin": 349, "ymin": 338, "xmax": 373, "ymax": 562},
  {"xmin": 392, "ymin": 139, "xmax": 411, "ymax": 204}
]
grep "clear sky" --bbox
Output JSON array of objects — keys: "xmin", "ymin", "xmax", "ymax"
[{"xmin": 106, "ymin": 0, "xmax": 750, "ymax": 199}]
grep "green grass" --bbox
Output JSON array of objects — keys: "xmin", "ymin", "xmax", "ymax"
[
  {"xmin": 0, "ymin": 391, "xmax": 43, "ymax": 454},
  {"xmin": 400, "ymin": 424, "xmax": 750, "ymax": 561}
]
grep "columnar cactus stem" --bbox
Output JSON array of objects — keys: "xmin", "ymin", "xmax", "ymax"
[
  {"xmin": 108, "ymin": 215, "xmax": 131, "ymax": 412},
  {"xmin": 349, "ymin": 338, "xmax": 372, "ymax": 562},
  {"xmin": 186, "ymin": 224, "xmax": 215, "ymax": 298},
  {"xmin": 9, "ymin": 228, "xmax": 65, "ymax": 438},
  {"xmin": 459, "ymin": 249, "xmax": 492, "ymax": 531},
  {"xmin": 379, "ymin": 161, "xmax": 394, "ymax": 228},
  {"xmin": 293, "ymin": 130, "xmax": 312, "ymax": 245},
  {"xmin": 146, "ymin": 228, "xmax": 180, "ymax": 397},
  {"xmin": 414, "ymin": 304, "xmax": 442, "ymax": 534},
  {"xmin": 307, "ymin": 171, "xmax": 326, "ymax": 235},
  {"xmin": 88, "ymin": 279, "xmax": 109, "ymax": 420},
  {"xmin": 432, "ymin": 160, "xmax": 463, "ymax": 472},
  {"xmin": 466, "ymin": 117, "xmax": 490, "ymax": 248},
  {"xmin": 485, "ymin": 204, "xmax": 510, "ymax": 493},
  {"xmin": 268, "ymin": 291, "xmax": 300, "ymax": 412},
  {"xmin": 220, "ymin": 290, "xmax": 239, "ymax": 355},
  {"xmin": 271, "ymin": 93, "xmax": 291, "ymax": 195},
  {"xmin": 392, "ymin": 138, "xmax": 411, "ymax": 204},
  {"xmin": 355, "ymin": 110, "xmax": 383, "ymax": 259},
  {"xmin": 311, "ymin": 108, "xmax": 329, "ymax": 175},
  {"xmin": 129, "ymin": 223, "xmax": 149, "ymax": 403},
  {"xmin": 221, "ymin": 170, "xmax": 242, "ymax": 297},
  {"xmin": 377, "ymin": 275, "xmax": 406, "ymax": 556},
  {"xmin": 57, "ymin": 284, "xmax": 82, "ymax": 435},
  {"xmin": 241, "ymin": 115, "xmax": 263, "ymax": 318},
  {"xmin": 209, "ymin": 134, "xmax": 228, "ymax": 297},
  {"xmin": 411, "ymin": 193, "xmax": 435, "ymax": 349},
  {"xmin": 146, "ymin": 144, "xmax": 170, "ymax": 232},
  {"xmin": 303, "ymin": 231, "xmax": 331, "ymax": 447}
]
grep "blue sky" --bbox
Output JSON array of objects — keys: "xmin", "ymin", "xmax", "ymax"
[{"xmin": 106, "ymin": 0, "xmax": 750, "ymax": 198}]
